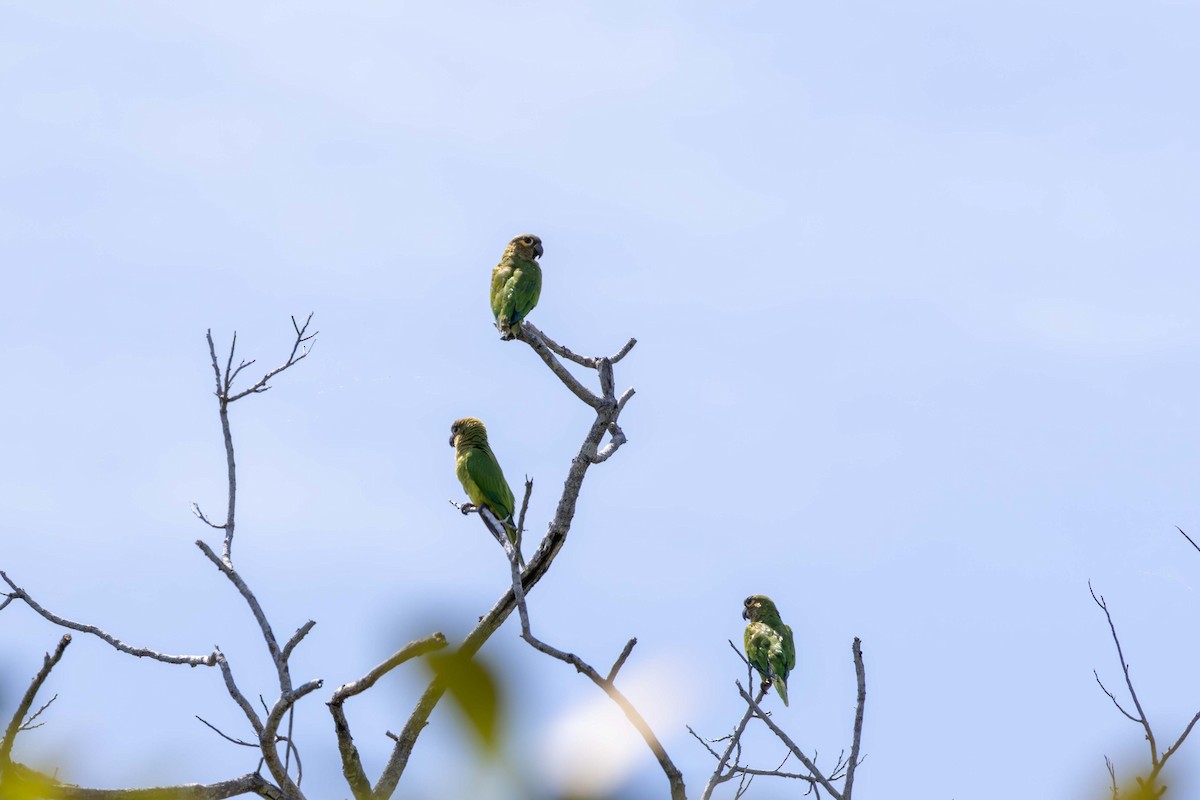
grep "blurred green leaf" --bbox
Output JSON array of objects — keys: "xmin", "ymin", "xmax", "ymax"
[
  {"xmin": 426, "ymin": 649, "xmax": 503, "ymax": 752},
  {"xmin": 0, "ymin": 764, "xmax": 60, "ymax": 800}
]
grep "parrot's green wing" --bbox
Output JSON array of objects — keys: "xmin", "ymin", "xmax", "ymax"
[
  {"xmin": 491, "ymin": 260, "xmax": 542, "ymax": 333},
  {"xmin": 506, "ymin": 262, "xmax": 541, "ymax": 325},
  {"xmin": 766, "ymin": 627, "xmax": 793, "ymax": 707},
  {"xmin": 745, "ymin": 621, "xmax": 792, "ymax": 706},
  {"xmin": 782, "ymin": 624, "xmax": 796, "ymax": 673},
  {"xmin": 490, "ymin": 264, "xmax": 515, "ymax": 321},
  {"xmin": 461, "ymin": 447, "xmax": 515, "ymax": 522}
]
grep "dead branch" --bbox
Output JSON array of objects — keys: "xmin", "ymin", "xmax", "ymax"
[
  {"xmin": 202, "ymin": 314, "xmax": 316, "ymax": 562},
  {"xmin": 0, "ymin": 573, "xmax": 216, "ymax": 667},
  {"xmin": 0, "ymin": 762, "xmax": 286, "ymax": 799},
  {"xmin": 1, "ymin": 635, "xmax": 71, "ymax": 774},
  {"xmin": 375, "ymin": 324, "xmax": 636, "ymax": 799},
  {"xmin": 697, "ymin": 686, "xmax": 766, "ymax": 799},
  {"xmin": 1091, "ymin": 532, "xmax": 1200, "ymax": 792},
  {"xmin": 504, "ymin": 535, "xmax": 685, "ymax": 800},
  {"xmin": 328, "ymin": 634, "xmax": 448, "ymax": 800},
  {"xmin": 738, "ymin": 682, "xmax": 843, "ymax": 799},
  {"xmin": 1090, "ymin": 581, "xmax": 1157, "ymax": 761},
  {"xmin": 843, "ymin": 638, "xmax": 867, "ymax": 798}
]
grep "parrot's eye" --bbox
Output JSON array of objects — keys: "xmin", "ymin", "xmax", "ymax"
[{"xmin": 522, "ymin": 236, "xmax": 533, "ymax": 244}]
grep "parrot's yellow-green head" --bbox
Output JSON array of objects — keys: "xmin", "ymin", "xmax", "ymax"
[
  {"xmin": 506, "ymin": 234, "xmax": 544, "ymax": 261},
  {"xmin": 743, "ymin": 594, "xmax": 780, "ymax": 622},
  {"xmin": 450, "ymin": 416, "xmax": 489, "ymax": 448}
]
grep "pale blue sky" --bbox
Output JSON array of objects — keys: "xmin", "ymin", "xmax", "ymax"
[{"xmin": 3, "ymin": 2, "xmax": 1200, "ymax": 798}]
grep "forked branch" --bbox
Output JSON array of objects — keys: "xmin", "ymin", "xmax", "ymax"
[
  {"xmin": 503, "ymin": 527, "xmax": 685, "ymax": 799},
  {"xmin": 1091, "ymin": 530, "xmax": 1200, "ymax": 793},
  {"xmin": 696, "ymin": 638, "xmax": 866, "ymax": 800},
  {"xmin": 376, "ymin": 323, "xmax": 637, "ymax": 799}
]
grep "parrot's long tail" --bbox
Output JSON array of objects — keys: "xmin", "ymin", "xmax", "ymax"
[
  {"xmin": 774, "ymin": 677, "xmax": 790, "ymax": 707},
  {"xmin": 503, "ymin": 519, "xmax": 525, "ymax": 567}
]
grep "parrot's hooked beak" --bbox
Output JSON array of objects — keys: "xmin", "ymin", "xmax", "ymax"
[
  {"xmin": 742, "ymin": 606, "xmax": 751, "ymax": 621},
  {"xmin": 533, "ymin": 241, "xmax": 544, "ymax": 259},
  {"xmin": 448, "ymin": 433, "xmax": 456, "ymax": 447}
]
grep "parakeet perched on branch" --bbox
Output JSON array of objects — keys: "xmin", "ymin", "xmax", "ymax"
[
  {"xmin": 490, "ymin": 234, "xmax": 544, "ymax": 339},
  {"xmin": 450, "ymin": 417, "xmax": 522, "ymax": 564},
  {"xmin": 743, "ymin": 594, "xmax": 796, "ymax": 706}
]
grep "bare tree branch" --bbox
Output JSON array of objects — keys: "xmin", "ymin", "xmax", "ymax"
[
  {"xmin": 281, "ymin": 621, "xmax": 317, "ymax": 664},
  {"xmin": 196, "ymin": 716, "xmax": 259, "ymax": 748},
  {"xmin": 515, "ymin": 477, "xmax": 533, "ymax": 567},
  {"xmin": 1090, "ymin": 581, "xmax": 1157, "ymax": 761},
  {"xmin": 1090, "ymin": 570, "xmax": 1200, "ymax": 793},
  {"xmin": 843, "ymin": 637, "xmax": 867, "ymax": 800},
  {"xmin": 698, "ymin": 686, "xmax": 767, "ymax": 800},
  {"xmin": 332, "ymin": 634, "xmax": 449, "ymax": 705},
  {"xmin": 521, "ymin": 321, "xmax": 637, "ymax": 368},
  {"xmin": 376, "ymin": 324, "xmax": 636, "ymax": 799},
  {"xmin": 737, "ymin": 682, "xmax": 843, "ymax": 800},
  {"xmin": 259, "ymin": 680, "xmax": 322, "ymax": 796},
  {"xmin": 606, "ymin": 638, "xmax": 638, "ymax": 683},
  {"xmin": 1, "ymin": 762, "xmax": 286, "ymax": 799},
  {"xmin": 225, "ymin": 314, "xmax": 317, "ymax": 403},
  {"xmin": 1094, "ymin": 671, "xmax": 1140, "ymax": 722},
  {"xmin": 504, "ymin": 538, "xmax": 686, "ymax": 800},
  {"xmin": 1, "ymin": 635, "xmax": 71, "ymax": 773},
  {"xmin": 214, "ymin": 649, "xmax": 264, "ymax": 735},
  {"xmin": 1177, "ymin": 525, "xmax": 1200, "ymax": 556},
  {"xmin": 19, "ymin": 694, "xmax": 58, "ymax": 732},
  {"xmin": 1105, "ymin": 756, "xmax": 1119, "ymax": 800},
  {"xmin": 1161, "ymin": 709, "xmax": 1200, "ymax": 765},
  {"xmin": 195, "ymin": 541, "xmax": 294, "ymax": 690},
  {"xmin": 328, "ymin": 634, "xmax": 448, "ymax": 800},
  {"xmin": 201, "ymin": 315, "xmax": 316, "ymax": 562},
  {"xmin": 0, "ymin": 573, "xmax": 216, "ymax": 667}
]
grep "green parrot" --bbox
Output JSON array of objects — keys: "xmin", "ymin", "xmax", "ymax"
[
  {"xmin": 490, "ymin": 233, "xmax": 544, "ymax": 340},
  {"xmin": 743, "ymin": 594, "xmax": 796, "ymax": 706},
  {"xmin": 449, "ymin": 417, "xmax": 523, "ymax": 564}
]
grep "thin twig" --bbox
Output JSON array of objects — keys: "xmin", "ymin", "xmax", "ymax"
[
  {"xmin": 226, "ymin": 313, "xmax": 317, "ymax": 403},
  {"xmin": 700, "ymin": 686, "xmax": 765, "ymax": 799},
  {"xmin": 191, "ymin": 503, "xmax": 228, "ymax": 530},
  {"xmin": 738, "ymin": 682, "xmax": 843, "ymax": 800},
  {"xmin": 1177, "ymin": 525, "xmax": 1200, "ymax": 556},
  {"xmin": 214, "ymin": 649, "xmax": 264, "ymax": 735},
  {"xmin": 516, "ymin": 477, "xmax": 533, "ymax": 566},
  {"xmin": 509, "ymin": 561, "xmax": 686, "ymax": 800},
  {"xmin": 202, "ymin": 314, "xmax": 316, "ymax": 561},
  {"xmin": 196, "ymin": 716, "xmax": 259, "ymax": 748},
  {"xmin": 1105, "ymin": 756, "xmax": 1118, "ymax": 800},
  {"xmin": 607, "ymin": 638, "xmax": 638, "ymax": 682},
  {"xmin": 19, "ymin": 694, "xmax": 58, "ymax": 732},
  {"xmin": 282, "ymin": 620, "xmax": 317, "ymax": 664},
  {"xmin": 1094, "ymin": 671, "xmax": 1140, "ymax": 722},
  {"xmin": 1090, "ymin": 581, "xmax": 1157, "ymax": 762},
  {"xmin": 1, "ymin": 635, "xmax": 71, "ymax": 770},
  {"xmin": 0, "ymin": 573, "xmax": 216, "ymax": 667},
  {"xmin": 331, "ymin": 634, "xmax": 449, "ymax": 704}
]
